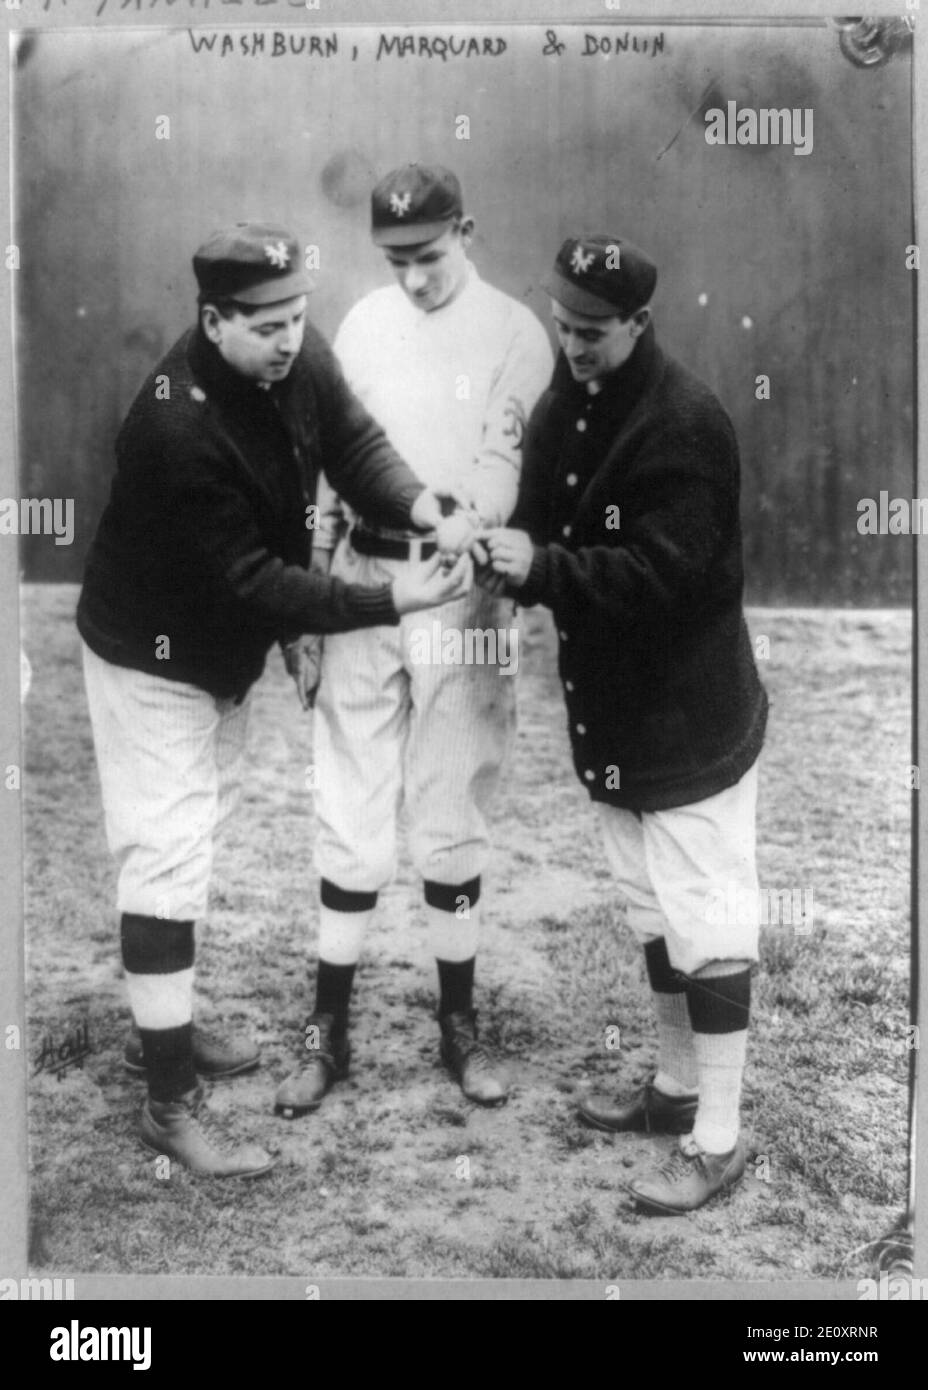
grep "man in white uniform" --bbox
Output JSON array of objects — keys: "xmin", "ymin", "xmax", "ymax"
[{"xmin": 275, "ymin": 165, "xmax": 552, "ymax": 1116}]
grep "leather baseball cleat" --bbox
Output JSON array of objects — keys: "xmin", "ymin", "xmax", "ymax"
[
  {"xmin": 140, "ymin": 1084, "xmax": 276, "ymax": 1179},
  {"xmin": 627, "ymin": 1136, "xmax": 746, "ymax": 1214},
  {"xmin": 439, "ymin": 1009, "xmax": 508, "ymax": 1106},
  {"xmin": 125, "ymin": 1026, "xmax": 260, "ymax": 1079},
  {"xmin": 274, "ymin": 1013, "xmax": 350, "ymax": 1119},
  {"xmin": 578, "ymin": 1077, "xmax": 698, "ymax": 1134}
]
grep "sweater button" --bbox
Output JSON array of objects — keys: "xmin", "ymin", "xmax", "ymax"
[
  {"xmin": 565, "ymin": 680, "xmax": 574, "ymax": 692},
  {"xmin": 583, "ymin": 769, "xmax": 595, "ymax": 782},
  {"xmin": 189, "ymin": 386, "xmax": 206, "ymax": 403},
  {"xmin": 576, "ymin": 722, "xmax": 587, "ymax": 735},
  {"xmin": 558, "ymin": 629, "xmax": 568, "ymax": 642},
  {"xmin": 576, "ymin": 419, "xmax": 587, "ymax": 433},
  {"xmin": 562, "ymin": 525, "xmax": 572, "ymax": 539},
  {"xmin": 566, "ymin": 473, "xmax": 578, "ymax": 487}
]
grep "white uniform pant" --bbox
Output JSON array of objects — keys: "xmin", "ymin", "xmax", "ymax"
[
  {"xmin": 82, "ymin": 642, "xmax": 250, "ymax": 922},
  {"xmin": 313, "ymin": 541, "xmax": 518, "ymax": 893},
  {"xmin": 597, "ymin": 759, "xmax": 761, "ymax": 977}
]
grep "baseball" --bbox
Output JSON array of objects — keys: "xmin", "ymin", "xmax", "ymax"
[{"xmin": 436, "ymin": 511, "xmax": 476, "ymax": 559}]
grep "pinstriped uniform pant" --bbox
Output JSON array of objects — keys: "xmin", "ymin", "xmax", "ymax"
[
  {"xmin": 313, "ymin": 540, "xmax": 518, "ymax": 893},
  {"xmin": 81, "ymin": 641, "xmax": 250, "ymax": 922}
]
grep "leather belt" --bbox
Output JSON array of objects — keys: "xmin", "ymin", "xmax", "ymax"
[{"xmin": 350, "ymin": 526, "xmax": 437, "ymax": 561}]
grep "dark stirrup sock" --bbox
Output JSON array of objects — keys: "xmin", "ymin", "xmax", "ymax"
[
  {"xmin": 643, "ymin": 936, "xmax": 686, "ymax": 993},
  {"xmin": 313, "ymin": 960, "xmax": 357, "ymax": 1036},
  {"xmin": 423, "ymin": 876, "xmax": 481, "ymax": 916},
  {"xmin": 685, "ymin": 968, "xmax": 751, "ymax": 1034},
  {"xmin": 121, "ymin": 913, "xmax": 196, "ymax": 1101},
  {"xmin": 436, "ymin": 958, "xmax": 476, "ymax": 1018}
]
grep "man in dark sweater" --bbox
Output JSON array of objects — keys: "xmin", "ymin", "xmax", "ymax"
[
  {"xmin": 484, "ymin": 235, "xmax": 768, "ymax": 1214},
  {"xmin": 77, "ymin": 223, "xmax": 471, "ymax": 1177}
]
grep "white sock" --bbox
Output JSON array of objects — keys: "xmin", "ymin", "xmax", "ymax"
[
  {"xmin": 692, "ymin": 1029, "xmax": 748, "ymax": 1154},
  {"xmin": 317, "ymin": 905, "xmax": 372, "ymax": 966},
  {"xmin": 652, "ymin": 989, "xmax": 698, "ymax": 1095},
  {"xmin": 427, "ymin": 902, "xmax": 480, "ymax": 963},
  {"xmin": 125, "ymin": 967, "xmax": 194, "ymax": 1030}
]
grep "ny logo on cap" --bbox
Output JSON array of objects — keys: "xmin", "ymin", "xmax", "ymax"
[
  {"xmin": 570, "ymin": 244, "xmax": 595, "ymax": 275},
  {"xmin": 265, "ymin": 241, "xmax": 291, "ymax": 269},
  {"xmin": 389, "ymin": 191, "xmax": 412, "ymax": 218}
]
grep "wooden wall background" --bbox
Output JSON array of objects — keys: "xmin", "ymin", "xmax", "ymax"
[{"xmin": 13, "ymin": 21, "xmax": 914, "ymax": 603}]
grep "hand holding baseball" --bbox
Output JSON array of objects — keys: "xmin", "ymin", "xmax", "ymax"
[
  {"xmin": 436, "ymin": 511, "xmax": 476, "ymax": 561},
  {"xmin": 434, "ymin": 508, "xmax": 485, "ymax": 562},
  {"xmin": 485, "ymin": 528, "xmax": 534, "ymax": 588}
]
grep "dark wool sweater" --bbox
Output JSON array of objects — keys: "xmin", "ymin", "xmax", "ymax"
[
  {"xmin": 77, "ymin": 323, "xmax": 425, "ymax": 700},
  {"xmin": 511, "ymin": 322, "xmax": 768, "ymax": 812}
]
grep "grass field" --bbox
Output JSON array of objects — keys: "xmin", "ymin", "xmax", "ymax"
[{"xmin": 21, "ymin": 585, "xmax": 912, "ymax": 1282}]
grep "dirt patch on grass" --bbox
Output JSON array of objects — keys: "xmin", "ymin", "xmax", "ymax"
[{"xmin": 22, "ymin": 588, "xmax": 911, "ymax": 1281}]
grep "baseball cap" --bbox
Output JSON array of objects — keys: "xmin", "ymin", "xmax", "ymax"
[
  {"xmin": 193, "ymin": 223, "xmax": 312, "ymax": 305},
  {"xmin": 371, "ymin": 164, "xmax": 463, "ymax": 246},
  {"xmin": 543, "ymin": 235, "xmax": 657, "ymax": 318}
]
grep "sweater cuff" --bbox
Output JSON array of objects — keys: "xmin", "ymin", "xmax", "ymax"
[
  {"xmin": 513, "ymin": 544, "xmax": 551, "ymax": 607},
  {"xmin": 396, "ymin": 482, "xmax": 429, "ymax": 532},
  {"xmin": 344, "ymin": 582, "xmax": 400, "ymax": 628}
]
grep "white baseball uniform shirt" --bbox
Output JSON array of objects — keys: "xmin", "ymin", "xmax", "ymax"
[{"xmin": 316, "ymin": 263, "xmax": 554, "ymax": 542}]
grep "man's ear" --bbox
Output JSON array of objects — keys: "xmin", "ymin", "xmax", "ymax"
[
  {"xmin": 458, "ymin": 215, "xmax": 476, "ymax": 246},
  {"xmin": 629, "ymin": 306, "xmax": 651, "ymax": 338},
  {"xmin": 200, "ymin": 304, "xmax": 222, "ymax": 345}
]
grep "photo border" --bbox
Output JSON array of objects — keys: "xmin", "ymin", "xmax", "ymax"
[{"xmin": 0, "ymin": 0, "xmax": 923, "ymax": 1302}]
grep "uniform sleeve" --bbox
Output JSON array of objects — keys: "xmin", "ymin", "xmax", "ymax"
[
  {"xmin": 313, "ymin": 469, "xmax": 348, "ymax": 553},
  {"xmin": 310, "ymin": 326, "xmax": 426, "ymax": 528},
  {"xmin": 508, "ymin": 394, "xmax": 558, "ymax": 541},
  {"xmin": 166, "ymin": 448, "xmax": 399, "ymax": 635},
  {"xmin": 469, "ymin": 312, "xmax": 554, "ymax": 528},
  {"xmin": 518, "ymin": 422, "xmax": 737, "ymax": 625}
]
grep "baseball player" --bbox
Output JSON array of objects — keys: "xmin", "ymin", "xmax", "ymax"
[
  {"xmin": 275, "ymin": 165, "xmax": 553, "ymax": 1116},
  {"xmin": 77, "ymin": 222, "xmax": 472, "ymax": 1177},
  {"xmin": 484, "ymin": 235, "xmax": 768, "ymax": 1214}
]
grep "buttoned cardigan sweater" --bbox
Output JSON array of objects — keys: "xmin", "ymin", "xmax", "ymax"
[
  {"xmin": 77, "ymin": 322, "xmax": 424, "ymax": 701},
  {"xmin": 511, "ymin": 322, "xmax": 768, "ymax": 812}
]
